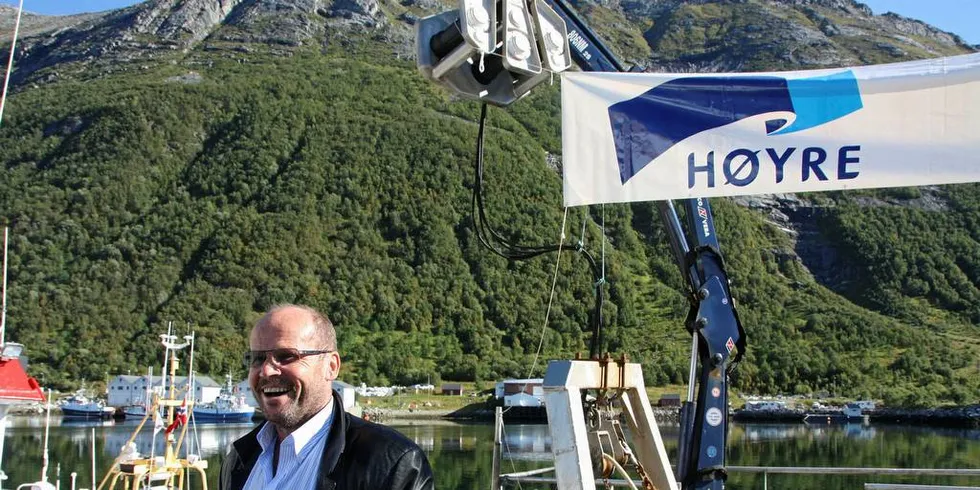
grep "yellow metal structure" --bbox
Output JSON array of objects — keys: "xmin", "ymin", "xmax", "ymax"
[{"xmin": 98, "ymin": 332, "xmax": 208, "ymax": 490}]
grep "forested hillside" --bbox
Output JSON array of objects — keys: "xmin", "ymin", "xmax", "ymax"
[{"xmin": 0, "ymin": 0, "xmax": 978, "ymax": 406}]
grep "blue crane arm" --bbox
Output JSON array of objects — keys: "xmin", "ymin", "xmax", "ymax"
[
  {"xmin": 538, "ymin": 0, "xmax": 625, "ymax": 72},
  {"xmin": 536, "ymin": 2, "xmax": 748, "ymax": 487}
]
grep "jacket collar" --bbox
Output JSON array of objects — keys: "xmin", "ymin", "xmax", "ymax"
[
  {"xmin": 315, "ymin": 391, "xmax": 347, "ymax": 490},
  {"xmin": 230, "ymin": 423, "xmax": 264, "ymax": 490}
]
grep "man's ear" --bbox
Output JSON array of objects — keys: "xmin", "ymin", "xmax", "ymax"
[{"xmin": 325, "ymin": 351, "xmax": 341, "ymax": 380}]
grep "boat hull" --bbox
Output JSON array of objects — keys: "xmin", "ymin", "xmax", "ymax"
[
  {"xmin": 61, "ymin": 407, "xmax": 113, "ymax": 419},
  {"xmin": 193, "ymin": 410, "xmax": 255, "ymax": 422},
  {"xmin": 803, "ymin": 413, "xmax": 869, "ymax": 424}
]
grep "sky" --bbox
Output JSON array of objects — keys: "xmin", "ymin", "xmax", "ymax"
[{"xmin": 1, "ymin": 0, "xmax": 978, "ymax": 45}]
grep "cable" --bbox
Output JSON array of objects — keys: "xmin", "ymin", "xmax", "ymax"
[
  {"xmin": 602, "ymin": 453, "xmax": 639, "ymax": 490},
  {"xmin": 472, "ymin": 104, "xmax": 606, "ymax": 358}
]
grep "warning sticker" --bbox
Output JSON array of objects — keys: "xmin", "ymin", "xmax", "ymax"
[{"xmin": 706, "ymin": 407, "xmax": 723, "ymax": 427}]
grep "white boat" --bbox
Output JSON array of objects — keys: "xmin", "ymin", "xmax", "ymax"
[
  {"xmin": 0, "ymin": 227, "xmax": 48, "ymax": 489},
  {"xmin": 59, "ymin": 391, "xmax": 115, "ymax": 419},
  {"xmin": 122, "ymin": 404, "xmax": 151, "ymax": 418},
  {"xmin": 193, "ymin": 375, "xmax": 254, "ymax": 422},
  {"xmin": 803, "ymin": 402, "xmax": 868, "ymax": 424},
  {"xmin": 122, "ymin": 368, "xmax": 159, "ymax": 420}
]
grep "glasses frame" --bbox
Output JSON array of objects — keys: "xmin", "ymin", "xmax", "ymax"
[{"xmin": 243, "ymin": 348, "xmax": 334, "ymax": 369}]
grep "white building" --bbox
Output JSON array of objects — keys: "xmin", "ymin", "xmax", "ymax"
[
  {"xmin": 495, "ymin": 379, "xmax": 544, "ymax": 408},
  {"xmin": 334, "ymin": 380, "xmax": 356, "ymax": 411},
  {"xmin": 235, "ymin": 379, "xmax": 356, "ymax": 411},
  {"xmin": 235, "ymin": 380, "xmax": 257, "ymax": 407},
  {"xmin": 108, "ymin": 375, "xmax": 221, "ymax": 407}
]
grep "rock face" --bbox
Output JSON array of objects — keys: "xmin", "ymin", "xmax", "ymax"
[
  {"xmin": 4, "ymin": 0, "xmax": 974, "ymax": 83},
  {"xmin": 1, "ymin": 0, "xmax": 392, "ymax": 85},
  {"xmin": 622, "ymin": 0, "xmax": 975, "ymax": 72},
  {"xmin": 129, "ymin": 0, "xmax": 242, "ymax": 45},
  {"xmin": 872, "ymin": 405, "xmax": 980, "ymax": 428}
]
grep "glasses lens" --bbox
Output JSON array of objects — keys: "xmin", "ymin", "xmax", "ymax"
[
  {"xmin": 245, "ymin": 348, "xmax": 321, "ymax": 368},
  {"xmin": 244, "ymin": 351, "xmax": 265, "ymax": 368},
  {"xmin": 272, "ymin": 349, "xmax": 301, "ymax": 366}
]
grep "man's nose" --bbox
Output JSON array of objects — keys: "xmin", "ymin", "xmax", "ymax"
[{"xmin": 257, "ymin": 357, "xmax": 282, "ymax": 377}]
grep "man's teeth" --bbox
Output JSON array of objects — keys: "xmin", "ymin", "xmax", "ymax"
[{"xmin": 263, "ymin": 387, "xmax": 290, "ymax": 395}]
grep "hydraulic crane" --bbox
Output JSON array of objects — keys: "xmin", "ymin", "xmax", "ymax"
[{"xmin": 416, "ymin": 0, "xmax": 746, "ymax": 487}]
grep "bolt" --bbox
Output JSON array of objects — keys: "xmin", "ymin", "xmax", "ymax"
[
  {"xmin": 507, "ymin": 9, "xmax": 526, "ymax": 30},
  {"xmin": 507, "ymin": 32, "xmax": 532, "ymax": 60}
]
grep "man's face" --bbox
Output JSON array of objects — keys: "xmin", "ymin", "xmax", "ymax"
[{"xmin": 248, "ymin": 307, "xmax": 340, "ymax": 437}]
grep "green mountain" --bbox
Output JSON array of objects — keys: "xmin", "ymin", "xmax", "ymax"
[{"xmin": 0, "ymin": 0, "xmax": 978, "ymax": 407}]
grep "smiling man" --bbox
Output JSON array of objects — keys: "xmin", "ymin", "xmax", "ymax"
[{"xmin": 220, "ymin": 304, "xmax": 434, "ymax": 490}]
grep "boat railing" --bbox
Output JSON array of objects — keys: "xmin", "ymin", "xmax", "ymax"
[{"xmin": 498, "ymin": 466, "xmax": 980, "ymax": 489}]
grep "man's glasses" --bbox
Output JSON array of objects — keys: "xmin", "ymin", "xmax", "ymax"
[{"xmin": 243, "ymin": 348, "xmax": 333, "ymax": 369}]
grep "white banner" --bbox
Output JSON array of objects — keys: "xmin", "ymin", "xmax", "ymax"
[{"xmin": 562, "ymin": 53, "xmax": 980, "ymax": 206}]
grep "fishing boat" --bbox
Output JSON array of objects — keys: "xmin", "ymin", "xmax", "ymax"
[
  {"xmin": 0, "ymin": 227, "xmax": 48, "ymax": 486},
  {"xmin": 803, "ymin": 402, "xmax": 869, "ymax": 424},
  {"xmin": 96, "ymin": 328, "xmax": 208, "ymax": 490},
  {"xmin": 121, "ymin": 368, "xmax": 160, "ymax": 420},
  {"xmin": 193, "ymin": 374, "xmax": 254, "ymax": 422},
  {"xmin": 59, "ymin": 391, "xmax": 115, "ymax": 419},
  {"xmin": 122, "ymin": 403, "xmax": 153, "ymax": 419}
]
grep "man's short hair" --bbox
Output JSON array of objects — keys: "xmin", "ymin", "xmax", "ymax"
[{"xmin": 267, "ymin": 303, "xmax": 337, "ymax": 351}]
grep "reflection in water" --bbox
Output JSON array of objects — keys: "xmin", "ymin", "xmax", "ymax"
[
  {"xmin": 737, "ymin": 422, "xmax": 878, "ymax": 443},
  {"xmin": 1, "ymin": 417, "xmax": 979, "ymax": 490},
  {"xmin": 501, "ymin": 424, "xmax": 551, "ymax": 462}
]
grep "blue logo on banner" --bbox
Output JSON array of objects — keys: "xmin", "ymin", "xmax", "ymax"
[{"xmin": 608, "ymin": 71, "xmax": 863, "ymax": 184}]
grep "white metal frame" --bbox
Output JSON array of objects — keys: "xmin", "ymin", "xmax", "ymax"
[{"xmin": 541, "ymin": 359, "xmax": 677, "ymax": 490}]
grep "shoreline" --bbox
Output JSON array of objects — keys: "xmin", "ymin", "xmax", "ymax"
[
  {"xmin": 12, "ymin": 403, "xmax": 978, "ymax": 429},
  {"xmin": 376, "ymin": 404, "xmax": 980, "ymax": 429},
  {"xmin": 732, "ymin": 405, "xmax": 980, "ymax": 429}
]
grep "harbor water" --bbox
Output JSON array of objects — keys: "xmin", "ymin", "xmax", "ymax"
[{"xmin": 1, "ymin": 417, "xmax": 978, "ymax": 489}]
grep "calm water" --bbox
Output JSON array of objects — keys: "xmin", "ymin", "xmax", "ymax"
[{"xmin": 1, "ymin": 417, "xmax": 978, "ymax": 489}]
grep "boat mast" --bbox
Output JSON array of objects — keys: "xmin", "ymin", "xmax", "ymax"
[
  {"xmin": 159, "ymin": 330, "xmax": 191, "ymax": 466},
  {"xmin": 2, "ymin": 227, "xmax": 8, "ymax": 346},
  {"xmin": 41, "ymin": 389, "xmax": 51, "ymax": 484},
  {"xmin": 0, "ymin": 0, "xmax": 25, "ymax": 128},
  {"xmin": 0, "ymin": 227, "xmax": 7, "ymax": 488}
]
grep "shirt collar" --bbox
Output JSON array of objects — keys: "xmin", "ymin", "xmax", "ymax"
[{"xmin": 256, "ymin": 397, "xmax": 335, "ymax": 456}]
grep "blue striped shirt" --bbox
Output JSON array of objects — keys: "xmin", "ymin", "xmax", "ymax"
[{"xmin": 243, "ymin": 400, "xmax": 335, "ymax": 490}]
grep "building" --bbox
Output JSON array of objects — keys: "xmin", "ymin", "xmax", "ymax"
[
  {"xmin": 108, "ymin": 375, "xmax": 221, "ymax": 407},
  {"xmin": 494, "ymin": 379, "xmax": 544, "ymax": 407},
  {"xmin": 658, "ymin": 394, "xmax": 681, "ymax": 407},
  {"xmin": 441, "ymin": 383, "xmax": 463, "ymax": 396},
  {"xmin": 235, "ymin": 380, "xmax": 257, "ymax": 407},
  {"xmin": 334, "ymin": 380, "xmax": 356, "ymax": 411}
]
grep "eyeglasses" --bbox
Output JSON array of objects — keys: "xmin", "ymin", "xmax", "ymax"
[{"xmin": 243, "ymin": 348, "xmax": 334, "ymax": 369}]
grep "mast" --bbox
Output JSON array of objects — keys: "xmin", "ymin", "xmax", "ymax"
[
  {"xmin": 158, "ymin": 329, "xmax": 190, "ymax": 466},
  {"xmin": 0, "ymin": 0, "xmax": 25, "ymax": 127},
  {"xmin": 2, "ymin": 227, "xmax": 8, "ymax": 346},
  {"xmin": 41, "ymin": 389, "xmax": 51, "ymax": 483},
  {"xmin": 0, "ymin": 227, "xmax": 7, "ymax": 488}
]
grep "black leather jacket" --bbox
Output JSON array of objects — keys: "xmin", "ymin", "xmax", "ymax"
[{"xmin": 220, "ymin": 392, "xmax": 434, "ymax": 490}]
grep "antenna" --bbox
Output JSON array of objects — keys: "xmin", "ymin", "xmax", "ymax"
[
  {"xmin": 41, "ymin": 389, "xmax": 52, "ymax": 483},
  {"xmin": 2, "ymin": 226, "xmax": 9, "ymax": 346},
  {"xmin": 90, "ymin": 428, "xmax": 96, "ymax": 490},
  {"xmin": 0, "ymin": 0, "xmax": 25, "ymax": 127}
]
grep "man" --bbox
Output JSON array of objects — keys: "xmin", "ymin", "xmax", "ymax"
[{"xmin": 220, "ymin": 304, "xmax": 434, "ymax": 490}]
